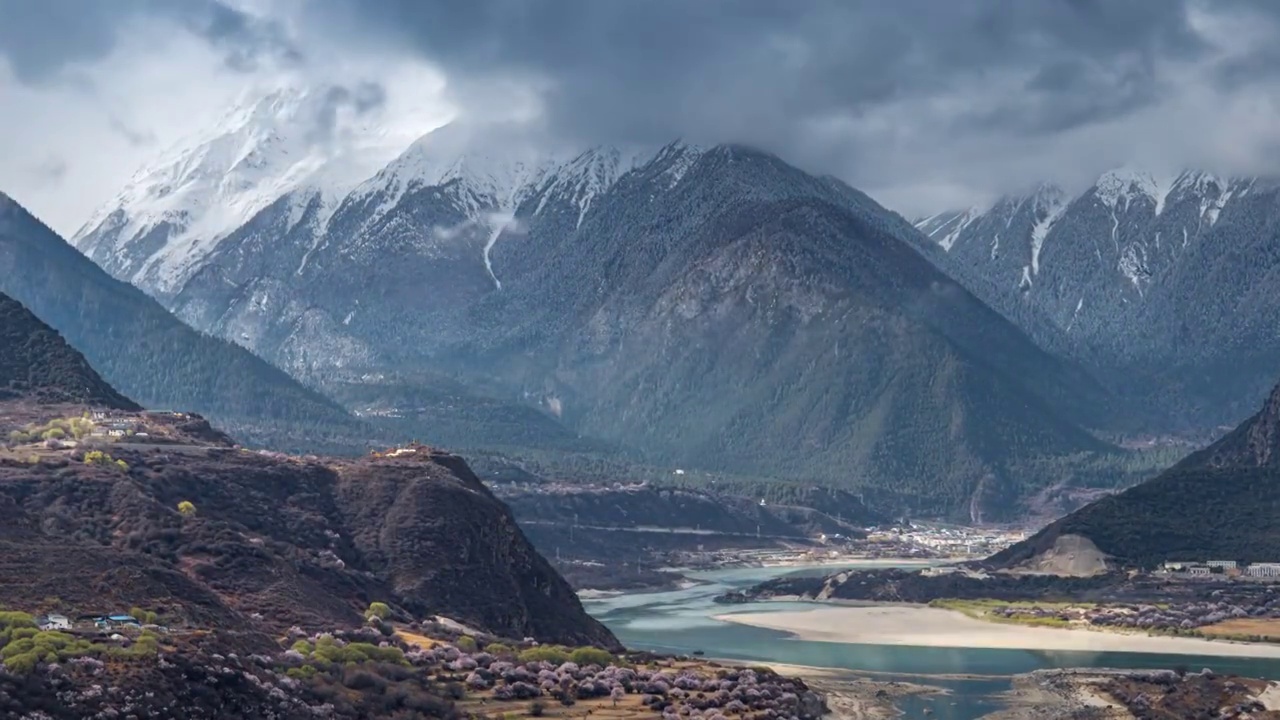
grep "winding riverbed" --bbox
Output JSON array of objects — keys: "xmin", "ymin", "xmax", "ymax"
[{"xmin": 582, "ymin": 562, "xmax": 1280, "ymax": 719}]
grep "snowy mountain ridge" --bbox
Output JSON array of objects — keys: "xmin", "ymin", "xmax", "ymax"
[
  {"xmin": 73, "ymin": 84, "xmax": 433, "ymax": 295},
  {"xmin": 908, "ymin": 165, "xmax": 1280, "ymax": 430},
  {"xmin": 912, "ymin": 167, "xmax": 1255, "ymax": 290},
  {"xmin": 72, "ymin": 81, "xmax": 683, "ymax": 300}
]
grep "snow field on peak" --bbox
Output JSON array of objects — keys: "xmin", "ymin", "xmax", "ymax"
[
  {"xmin": 1093, "ymin": 167, "xmax": 1174, "ymax": 215},
  {"xmin": 74, "ymin": 85, "xmax": 442, "ymax": 292}
]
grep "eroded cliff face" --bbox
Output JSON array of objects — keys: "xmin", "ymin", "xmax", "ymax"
[
  {"xmin": 0, "ymin": 440, "xmax": 618, "ymax": 650},
  {"xmin": 334, "ymin": 451, "xmax": 619, "ymax": 647}
]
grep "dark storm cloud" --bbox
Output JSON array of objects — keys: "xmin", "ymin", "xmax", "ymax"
[
  {"xmin": 309, "ymin": 82, "xmax": 389, "ymax": 144},
  {"xmin": 0, "ymin": 0, "xmax": 299, "ymax": 83},
  {"xmin": 192, "ymin": 1, "xmax": 304, "ymax": 72},
  {"xmin": 959, "ymin": 56, "xmax": 1164, "ymax": 135},
  {"xmin": 295, "ymin": 0, "xmax": 1214, "ymax": 149},
  {"xmin": 9, "ymin": 0, "xmax": 1280, "ymax": 226}
]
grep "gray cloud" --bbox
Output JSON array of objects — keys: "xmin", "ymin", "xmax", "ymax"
[
  {"xmin": 308, "ymin": 81, "xmax": 389, "ymax": 144},
  {"xmin": 275, "ymin": 0, "xmax": 1280, "ymax": 213},
  {"xmin": 961, "ymin": 55, "xmax": 1164, "ymax": 136},
  {"xmin": 6, "ymin": 0, "xmax": 1280, "ymax": 229},
  {"xmin": 295, "ymin": 0, "xmax": 1210, "ymax": 145},
  {"xmin": 0, "ymin": 0, "xmax": 299, "ymax": 82}
]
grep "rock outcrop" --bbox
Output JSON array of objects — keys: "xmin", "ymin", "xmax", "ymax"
[{"xmin": 0, "ymin": 441, "xmax": 619, "ymax": 649}]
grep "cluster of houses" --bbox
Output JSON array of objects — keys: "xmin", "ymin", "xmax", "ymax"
[
  {"xmin": 35, "ymin": 612, "xmax": 152, "ymax": 633},
  {"xmin": 866, "ymin": 523, "xmax": 1028, "ymax": 558},
  {"xmin": 1161, "ymin": 560, "xmax": 1280, "ymax": 579}
]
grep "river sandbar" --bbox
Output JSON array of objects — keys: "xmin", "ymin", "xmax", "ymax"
[{"xmin": 714, "ymin": 604, "xmax": 1280, "ymax": 658}]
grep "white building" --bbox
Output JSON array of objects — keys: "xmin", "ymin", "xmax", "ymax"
[
  {"xmin": 1206, "ymin": 560, "xmax": 1238, "ymax": 570},
  {"xmin": 37, "ymin": 614, "xmax": 71, "ymax": 631},
  {"xmin": 1247, "ymin": 563, "xmax": 1280, "ymax": 578},
  {"xmin": 1187, "ymin": 566, "xmax": 1212, "ymax": 576}
]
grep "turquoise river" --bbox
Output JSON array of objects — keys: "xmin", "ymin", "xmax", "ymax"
[{"xmin": 582, "ymin": 562, "xmax": 1280, "ymax": 719}]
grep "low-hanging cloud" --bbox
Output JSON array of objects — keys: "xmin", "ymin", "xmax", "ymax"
[{"xmin": 6, "ymin": 0, "xmax": 1280, "ymax": 230}]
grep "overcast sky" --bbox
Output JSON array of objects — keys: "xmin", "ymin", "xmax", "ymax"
[{"xmin": 5, "ymin": 0, "xmax": 1280, "ymax": 236}]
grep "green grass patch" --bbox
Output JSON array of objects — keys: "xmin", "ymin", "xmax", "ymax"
[{"xmin": 929, "ymin": 598, "xmax": 1089, "ymax": 629}]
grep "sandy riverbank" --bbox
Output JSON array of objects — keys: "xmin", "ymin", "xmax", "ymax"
[
  {"xmin": 755, "ymin": 556, "xmax": 962, "ymax": 569},
  {"xmin": 714, "ymin": 604, "xmax": 1280, "ymax": 658}
]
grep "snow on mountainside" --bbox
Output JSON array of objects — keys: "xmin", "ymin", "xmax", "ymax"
[
  {"xmin": 73, "ymin": 79, "xmax": 668, "ymax": 302},
  {"xmin": 909, "ymin": 167, "xmax": 1280, "ymax": 430},
  {"xmin": 914, "ymin": 206, "xmax": 985, "ymax": 252},
  {"xmin": 168, "ymin": 141, "xmax": 1137, "ymax": 521},
  {"xmin": 166, "ymin": 125, "xmax": 689, "ymax": 375},
  {"xmin": 346, "ymin": 126, "xmax": 560, "ymax": 232},
  {"xmin": 73, "ymin": 85, "xmax": 437, "ymax": 297}
]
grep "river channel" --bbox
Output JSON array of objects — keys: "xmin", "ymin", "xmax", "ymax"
[{"xmin": 582, "ymin": 562, "xmax": 1280, "ymax": 718}]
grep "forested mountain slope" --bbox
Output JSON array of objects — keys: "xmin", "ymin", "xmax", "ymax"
[
  {"xmin": 0, "ymin": 192, "xmax": 365, "ymax": 451},
  {"xmin": 170, "ymin": 143, "xmax": 1142, "ymax": 520},
  {"xmin": 0, "ymin": 291, "xmax": 139, "ymax": 410},
  {"xmin": 913, "ymin": 170, "xmax": 1280, "ymax": 431},
  {"xmin": 989, "ymin": 380, "xmax": 1280, "ymax": 568}
]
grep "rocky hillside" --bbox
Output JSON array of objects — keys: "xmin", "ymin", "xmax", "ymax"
[
  {"xmin": 0, "ymin": 292, "xmax": 139, "ymax": 410},
  {"xmin": 0, "ymin": 421, "xmax": 618, "ymax": 648},
  {"xmin": 988, "ymin": 379, "xmax": 1280, "ymax": 570},
  {"xmin": 913, "ymin": 170, "xmax": 1280, "ymax": 431},
  {"xmin": 0, "ymin": 310, "xmax": 618, "ymax": 663},
  {"xmin": 132, "ymin": 136, "xmax": 1142, "ymax": 520},
  {"xmin": 0, "ymin": 191, "xmax": 367, "ymax": 451}
]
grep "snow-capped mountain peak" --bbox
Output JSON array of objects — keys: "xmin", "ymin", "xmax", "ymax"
[
  {"xmin": 1093, "ymin": 166, "xmax": 1173, "ymax": 215},
  {"xmin": 908, "ymin": 164, "xmax": 1280, "ymax": 376},
  {"xmin": 914, "ymin": 205, "xmax": 988, "ymax": 251},
  {"xmin": 532, "ymin": 145, "xmax": 657, "ymax": 226},
  {"xmin": 348, "ymin": 125, "xmax": 575, "ymax": 229},
  {"xmin": 650, "ymin": 140, "xmax": 706, "ymax": 190},
  {"xmin": 73, "ymin": 84, "xmax": 437, "ymax": 296}
]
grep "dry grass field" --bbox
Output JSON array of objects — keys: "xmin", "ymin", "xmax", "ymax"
[{"xmin": 1199, "ymin": 618, "xmax": 1280, "ymax": 640}]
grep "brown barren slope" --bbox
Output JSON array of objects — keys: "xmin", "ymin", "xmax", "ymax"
[{"xmin": 0, "ymin": 438, "xmax": 618, "ymax": 650}]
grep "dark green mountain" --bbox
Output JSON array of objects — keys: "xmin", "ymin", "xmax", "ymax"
[
  {"xmin": 161, "ymin": 144, "xmax": 1157, "ymax": 520},
  {"xmin": 0, "ymin": 192, "xmax": 364, "ymax": 450},
  {"xmin": 989, "ymin": 379, "xmax": 1280, "ymax": 569},
  {"xmin": 476, "ymin": 147, "xmax": 1143, "ymax": 520},
  {"xmin": 911, "ymin": 172, "xmax": 1280, "ymax": 434},
  {"xmin": 0, "ymin": 291, "xmax": 139, "ymax": 410}
]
